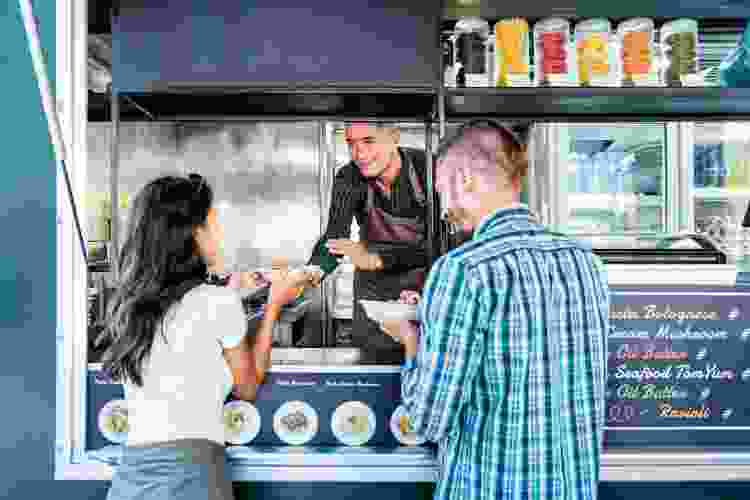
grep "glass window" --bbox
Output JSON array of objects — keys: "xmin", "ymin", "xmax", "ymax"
[{"xmin": 561, "ymin": 123, "xmax": 668, "ymax": 235}]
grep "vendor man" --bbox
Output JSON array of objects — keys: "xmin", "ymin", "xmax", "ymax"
[{"xmin": 308, "ymin": 122, "xmax": 435, "ymax": 364}]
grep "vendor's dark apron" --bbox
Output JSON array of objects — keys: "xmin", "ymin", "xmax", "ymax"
[
  {"xmin": 352, "ymin": 155, "xmax": 427, "ymax": 365},
  {"xmin": 105, "ymin": 439, "xmax": 234, "ymax": 500}
]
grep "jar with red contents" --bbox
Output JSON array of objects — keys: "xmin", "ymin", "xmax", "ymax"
[{"xmin": 534, "ymin": 18, "xmax": 572, "ymax": 87}]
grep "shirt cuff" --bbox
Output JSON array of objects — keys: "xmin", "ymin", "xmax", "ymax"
[{"xmin": 401, "ymin": 356, "xmax": 416, "ymax": 371}]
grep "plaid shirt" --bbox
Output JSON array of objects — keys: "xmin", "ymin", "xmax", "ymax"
[{"xmin": 401, "ymin": 206, "xmax": 609, "ymax": 500}]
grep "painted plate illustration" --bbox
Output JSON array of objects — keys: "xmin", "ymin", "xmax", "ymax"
[
  {"xmin": 223, "ymin": 400, "xmax": 261, "ymax": 445},
  {"xmin": 98, "ymin": 399, "xmax": 129, "ymax": 444},
  {"xmin": 390, "ymin": 405, "xmax": 426, "ymax": 446},
  {"xmin": 331, "ymin": 401, "xmax": 376, "ymax": 446},
  {"xmin": 273, "ymin": 401, "xmax": 319, "ymax": 445}
]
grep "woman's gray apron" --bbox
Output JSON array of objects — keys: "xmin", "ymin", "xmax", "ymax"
[
  {"xmin": 105, "ymin": 439, "xmax": 234, "ymax": 500},
  {"xmin": 352, "ymin": 153, "xmax": 427, "ymax": 364}
]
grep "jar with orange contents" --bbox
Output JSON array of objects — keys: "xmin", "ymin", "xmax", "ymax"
[
  {"xmin": 494, "ymin": 18, "xmax": 531, "ymax": 87},
  {"xmin": 617, "ymin": 18, "xmax": 657, "ymax": 86}
]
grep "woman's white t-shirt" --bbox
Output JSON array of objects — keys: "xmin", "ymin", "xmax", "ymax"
[{"xmin": 124, "ymin": 284, "xmax": 246, "ymax": 446}]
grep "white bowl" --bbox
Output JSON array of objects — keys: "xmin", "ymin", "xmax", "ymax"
[{"xmin": 359, "ymin": 300, "xmax": 418, "ymax": 322}]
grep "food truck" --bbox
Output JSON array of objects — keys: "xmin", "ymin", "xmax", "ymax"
[{"xmin": 54, "ymin": 0, "xmax": 750, "ymax": 496}]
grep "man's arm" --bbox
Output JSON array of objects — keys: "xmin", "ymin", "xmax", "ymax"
[
  {"xmin": 308, "ymin": 165, "xmax": 365, "ymax": 274},
  {"xmin": 400, "ymin": 255, "xmax": 485, "ymax": 443}
]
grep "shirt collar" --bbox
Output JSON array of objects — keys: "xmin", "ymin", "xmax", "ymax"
[{"xmin": 472, "ymin": 204, "xmax": 535, "ymax": 241}]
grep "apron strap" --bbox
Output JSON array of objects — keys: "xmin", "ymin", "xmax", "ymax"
[{"xmin": 404, "ymin": 149, "xmax": 427, "ymax": 207}]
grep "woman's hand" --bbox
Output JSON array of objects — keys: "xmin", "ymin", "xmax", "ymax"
[{"xmin": 269, "ymin": 269, "xmax": 316, "ymax": 307}]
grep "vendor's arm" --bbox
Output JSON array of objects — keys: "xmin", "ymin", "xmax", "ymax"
[
  {"xmin": 370, "ymin": 240, "xmax": 428, "ymax": 272},
  {"xmin": 308, "ymin": 165, "xmax": 366, "ymax": 274},
  {"xmin": 400, "ymin": 255, "xmax": 486, "ymax": 443}
]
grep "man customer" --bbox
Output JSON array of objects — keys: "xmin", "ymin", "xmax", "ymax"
[{"xmin": 380, "ymin": 121, "xmax": 610, "ymax": 500}]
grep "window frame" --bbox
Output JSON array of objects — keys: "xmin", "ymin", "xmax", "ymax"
[{"xmin": 56, "ymin": 0, "xmax": 91, "ymax": 480}]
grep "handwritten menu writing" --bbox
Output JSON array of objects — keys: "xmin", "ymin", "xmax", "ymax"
[{"xmin": 606, "ymin": 290, "xmax": 750, "ymax": 428}]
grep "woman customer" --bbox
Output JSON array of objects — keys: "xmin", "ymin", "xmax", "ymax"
[{"xmin": 96, "ymin": 174, "xmax": 314, "ymax": 500}]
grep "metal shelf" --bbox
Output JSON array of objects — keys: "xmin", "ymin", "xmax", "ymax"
[
  {"xmin": 444, "ymin": 88, "xmax": 750, "ymax": 122},
  {"xmin": 443, "ymin": 1, "xmax": 750, "ymax": 21},
  {"xmin": 94, "ymin": 90, "xmax": 437, "ymax": 122}
]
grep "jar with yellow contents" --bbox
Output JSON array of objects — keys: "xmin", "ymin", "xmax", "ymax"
[{"xmin": 575, "ymin": 19, "xmax": 614, "ymax": 87}]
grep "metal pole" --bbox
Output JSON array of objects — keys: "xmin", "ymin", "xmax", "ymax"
[
  {"xmin": 438, "ymin": 85, "xmax": 446, "ymax": 139},
  {"xmin": 318, "ymin": 121, "xmax": 332, "ymax": 348},
  {"xmin": 425, "ymin": 120, "xmax": 436, "ymax": 268},
  {"xmin": 110, "ymin": 91, "xmax": 120, "ymax": 279},
  {"xmin": 436, "ymin": 86, "xmax": 451, "ymax": 255}
]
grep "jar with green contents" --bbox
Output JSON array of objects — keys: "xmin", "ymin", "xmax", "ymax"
[{"xmin": 660, "ymin": 19, "xmax": 702, "ymax": 87}]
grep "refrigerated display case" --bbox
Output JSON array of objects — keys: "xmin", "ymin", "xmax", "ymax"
[
  {"xmin": 543, "ymin": 122, "xmax": 671, "ymax": 235},
  {"xmin": 691, "ymin": 122, "xmax": 750, "ymax": 262}
]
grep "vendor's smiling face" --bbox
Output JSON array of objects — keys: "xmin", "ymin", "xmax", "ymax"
[{"xmin": 345, "ymin": 123, "xmax": 400, "ymax": 179}]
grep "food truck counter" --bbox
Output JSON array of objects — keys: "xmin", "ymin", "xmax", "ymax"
[{"xmin": 70, "ymin": 283, "xmax": 750, "ymax": 485}]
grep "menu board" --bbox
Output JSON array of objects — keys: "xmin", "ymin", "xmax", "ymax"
[{"xmin": 607, "ymin": 288, "xmax": 750, "ymax": 431}]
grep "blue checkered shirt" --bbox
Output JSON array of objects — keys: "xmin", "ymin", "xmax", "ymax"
[{"xmin": 401, "ymin": 206, "xmax": 609, "ymax": 500}]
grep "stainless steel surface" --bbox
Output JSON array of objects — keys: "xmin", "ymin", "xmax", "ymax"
[
  {"xmin": 109, "ymin": 93, "xmax": 119, "ymax": 280},
  {"xmin": 268, "ymin": 347, "xmax": 363, "ymax": 366},
  {"xmin": 89, "ymin": 121, "xmax": 327, "ymax": 346},
  {"xmin": 175, "ymin": 122, "xmax": 322, "ymax": 269},
  {"xmin": 87, "ymin": 348, "xmax": 365, "ymax": 370}
]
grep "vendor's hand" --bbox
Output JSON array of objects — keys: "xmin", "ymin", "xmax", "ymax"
[
  {"xmin": 269, "ymin": 269, "xmax": 316, "ymax": 306},
  {"xmin": 326, "ymin": 239, "xmax": 382, "ymax": 271}
]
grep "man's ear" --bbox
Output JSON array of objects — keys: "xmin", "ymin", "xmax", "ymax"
[{"xmin": 462, "ymin": 172, "xmax": 476, "ymax": 193}]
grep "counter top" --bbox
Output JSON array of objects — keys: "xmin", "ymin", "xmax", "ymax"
[
  {"xmin": 64, "ymin": 446, "xmax": 750, "ymax": 482},
  {"xmin": 605, "ymin": 264, "xmax": 736, "ymax": 287}
]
